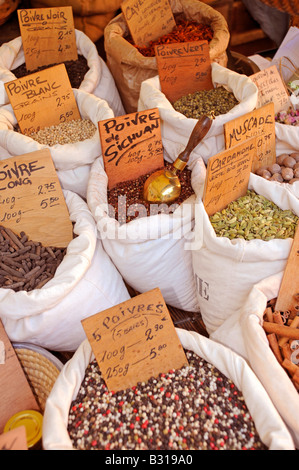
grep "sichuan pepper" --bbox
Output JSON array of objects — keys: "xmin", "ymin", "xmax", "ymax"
[{"xmin": 127, "ymin": 19, "xmax": 213, "ymax": 57}]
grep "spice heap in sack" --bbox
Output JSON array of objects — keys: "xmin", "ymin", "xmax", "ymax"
[
  {"xmin": 255, "ymin": 152, "xmax": 299, "ymax": 184},
  {"xmin": 263, "ymin": 297, "xmax": 299, "ymax": 392},
  {"xmin": 104, "ymin": 0, "xmax": 230, "ymax": 112},
  {"xmin": 67, "ymin": 349, "xmax": 267, "ymax": 450},
  {"xmin": 276, "ymin": 106, "xmax": 299, "ymax": 126}
]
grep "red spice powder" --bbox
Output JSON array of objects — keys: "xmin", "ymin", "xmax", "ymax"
[{"xmin": 127, "ymin": 19, "xmax": 213, "ymax": 57}]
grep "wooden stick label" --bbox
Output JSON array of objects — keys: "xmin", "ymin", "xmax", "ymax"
[
  {"xmin": 5, "ymin": 63, "xmax": 81, "ymax": 136},
  {"xmin": 99, "ymin": 108, "xmax": 164, "ymax": 189},
  {"xmin": 224, "ymin": 102, "xmax": 276, "ymax": 174},
  {"xmin": 155, "ymin": 41, "xmax": 213, "ymax": 104},
  {"xmin": 0, "ymin": 149, "xmax": 73, "ymax": 247},
  {"xmin": 82, "ymin": 288, "xmax": 188, "ymax": 392},
  {"xmin": 250, "ymin": 65, "xmax": 290, "ymax": 114},
  {"xmin": 18, "ymin": 6, "xmax": 78, "ymax": 71},
  {"xmin": 275, "ymin": 222, "xmax": 299, "ymax": 314},
  {"xmin": 203, "ymin": 136, "xmax": 256, "ymax": 216},
  {"xmin": 121, "ymin": 0, "xmax": 175, "ymax": 47}
]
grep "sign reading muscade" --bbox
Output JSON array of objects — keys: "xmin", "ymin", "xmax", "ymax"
[{"xmin": 18, "ymin": 6, "xmax": 78, "ymax": 71}]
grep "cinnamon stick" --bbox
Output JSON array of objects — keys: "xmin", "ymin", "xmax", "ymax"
[{"xmin": 263, "ymin": 321, "xmax": 299, "ymax": 340}]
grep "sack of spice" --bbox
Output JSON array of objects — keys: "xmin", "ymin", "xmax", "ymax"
[
  {"xmin": 0, "ymin": 29, "xmax": 125, "ymax": 116},
  {"xmin": 104, "ymin": 0, "xmax": 230, "ymax": 113},
  {"xmin": 86, "ymin": 156, "xmax": 208, "ymax": 313},
  {"xmin": 138, "ymin": 62, "xmax": 258, "ymax": 166},
  {"xmin": 0, "ymin": 88, "xmax": 114, "ymax": 199},
  {"xmin": 42, "ymin": 328, "xmax": 295, "ymax": 450},
  {"xmin": 0, "ymin": 189, "xmax": 130, "ymax": 352},
  {"xmin": 191, "ymin": 170, "xmax": 299, "ymax": 335},
  {"xmin": 211, "ymin": 272, "xmax": 299, "ymax": 449}
]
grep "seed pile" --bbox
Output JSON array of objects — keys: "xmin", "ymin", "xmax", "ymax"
[
  {"xmin": 128, "ymin": 20, "xmax": 213, "ymax": 57},
  {"xmin": 67, "ymin": 350, "xmax": 267, "ymax": 450},
  {"xmin": 173, "ymin": 87, "xmax": 239, "ymax": 119},
  {"xmin": 256, "ymin": 152, "xmax": 299, "ymax": 184},
  {"xmin": 209, "ymin": 190, "xmax": 299, "ymax": 241},
  {"xmin": 28, "ymin": 119, "xmax": 97, "ymax": 146},
  {"xmin": 107, "ymin": 161, "xmax": 194, "ymax": 224},
  {"xmin": 11, "ymin": 55, "xmax": 89, "ymax": 89},
  {"xmin": 0, "ymin": 225, "xmax": 67, "ymax": 292}
]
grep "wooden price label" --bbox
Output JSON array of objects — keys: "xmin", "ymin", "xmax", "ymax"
[
  {"xmin": 99, "ymin": 108, "xmax": 164, "ymax": 189},
  {"xmin": 250, "ymin": 65, "xmax": 290, "ymax": 114},
  {"xmin": 224, "ymin": 102, "xmax": 276, "ymax": 174},
  {"xmin": 155, "ymin": 40, "xmax": 213, "ymax": 104},
  {"xmin": 0, "ymin": 320, "xmax": 39, "ymax": 433},
  {"xmin": 0, "ymin": 427, "xmax": 28, "ymax": 450},
  {"xmin": 203, "ymin": 136, "xmax": 256, "ymax": 216},
  {"xmin": 121, "ymin": 0, "xmax": 175, "ymax": 47},
  {"xmin": 82, "ymin": 288, "xmax": 188, "ymax": 392},
  {"xmin": 18, "ymin": 6, "xmax": 78, "ymax": 71},
  {"xmin": 0, "ymin": 149, "xmax": 73, "ymax": 247},
  {"xmin": 275, "ymin": 221, "xmax": 299, "ymax": 314},
  {"xmin": 5, "ymin": 63, "xmax": 80, "ymax": 136}
]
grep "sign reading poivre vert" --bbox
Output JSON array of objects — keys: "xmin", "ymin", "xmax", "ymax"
[{"xmin": 18, "ymin": 6, "xmax": 78, "ymax": 71}]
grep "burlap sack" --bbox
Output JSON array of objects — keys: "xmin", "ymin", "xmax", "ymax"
[{"xmin": 104, "ymin": 0, "xmax": 230, "ymax": 113}]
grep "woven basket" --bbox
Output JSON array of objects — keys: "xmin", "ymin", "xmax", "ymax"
[
  {"xmin": 13, "ymin": 343, "xmax": 63, "ymax": 413},
  {"xmin": 0, "ymin": 0, "xmax": 19, "ymax": 25}
]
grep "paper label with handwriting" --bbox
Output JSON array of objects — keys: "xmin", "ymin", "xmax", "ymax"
[
  {"xmin": 5, "ymin": 63, "xmax": 81, "ymax": 136},
  {"xmin": 275, "ymin": 222, "xmax": 299, "ymax": 314},
  {"xmin": 250, "ymin": 65, "xmax": 290, "ymax": 114},
  {"xmin": 121, "ymin": 0, "xmax": 175, "ymax": 47},
  {"xmin": 99, "ymin": 108, "xmax": 164, "ymax": 189},
  {"xmin": 224, "ymin": 102, "xmax": 276, "ymax": 173},
  {"xmin": 155, "ymin": 40, "xmax": 213, "ymax": 103},
  {"xmin": 18, "ymin": 6, "xmax": 78, "ymax": 71},
  {"xmin": 203, "ymin": 136, "xmax": 256, "ymax": 216},
  {"xmin": 0, "ymin": 149, "xmax": 73, "ymax": 247},
  {"xmin": 82, "ymin": 288, "xmax": 188, "ymax": 392}
]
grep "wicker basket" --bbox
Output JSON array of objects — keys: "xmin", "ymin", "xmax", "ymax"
[
  {"xmin": 13, "ymin": 343, "xmax": 63, "ymax": 413},
  {"xmin": 0, "ymin": 0, "xmax": 19, "ymax": 26}
]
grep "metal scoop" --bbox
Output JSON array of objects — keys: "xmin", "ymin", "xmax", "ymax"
[{"xmin": 143, "ymin": 115, "xmax": 212, "ymax": 203}]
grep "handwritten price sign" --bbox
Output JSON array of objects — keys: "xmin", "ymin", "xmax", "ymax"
[{"xmin": 82, "ymin": 288, "xmax": 188, "ymax": 392}]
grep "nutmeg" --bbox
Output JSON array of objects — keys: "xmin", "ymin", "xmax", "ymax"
[
  {"xmin": 282, "ymin": 156, "xmax": 297, "ymax": 168},
  {"xmin": 256, "ymin": 168, "xmax": 272, "ymax": 179},
  {"xmin": 276, "ymin": 154, "xmax": 289, "ymax": 165},
  {"xmin": 281, "ymin": 167, "xmax": 294, "ymax": 181},
  {"xmin": 268, "ymin": 163, "xmax": 281, "ymax": 174},
  {"xmin": 290, "ymin": 152, "xmax": 299, "ymax": 163},
  {"xmin": 270, "ymin": 173, "xmax": 284, "ymax": 182}
]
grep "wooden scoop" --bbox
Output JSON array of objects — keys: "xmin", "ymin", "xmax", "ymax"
[{"xmin": 143, "ymin": 115, "xmax": 212, "ymax": 203}]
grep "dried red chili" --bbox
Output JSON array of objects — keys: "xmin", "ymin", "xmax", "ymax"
[{"xmin": 127, "ymin": 19, "xmax": 213, "ymax": 57}]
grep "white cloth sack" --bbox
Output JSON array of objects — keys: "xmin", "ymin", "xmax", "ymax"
[
  {"xmin": 138, "ymin": 62, "xmax": 258, "ymax": 165},
  {"xmin": 191, "ymin": 170, "xmax": 299, "ymax": 335},
  {"xmin": 0, "ymin": 29, "xmax": 125, "ymax": 116},
  {"xmin": 0, "ymin": 190, "xmax": 130, "ymax": 351},
  {"xmin": 210, "ymin": 271, "xmax": 299, "ymax": 448},
  {"xmin": 0, "ymin": 88, "xmax": 114, "ymax": 199},
  {"xmin": 87, "ymin": 157, "xmax": 208, "ymax": 312},
  {"xmin": 42, "ymin": 328, "xmax": 295, "ymax": 450}
]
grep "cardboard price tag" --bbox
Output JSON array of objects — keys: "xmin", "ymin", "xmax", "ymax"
[
  {"xmin": 121, "ymin": 0, "xmax": 175, "ymax": 47},
  {"xmin": 0, "ymin": 149, "xmax": 73, "ymax": 247},
  {"xmin": 18, "ymin": 6, "xmax": 78, "ymax": 71},
  {"xmin": 5, "ymin": 63, "xmax": 81, "ymax": 136},
  {"xmin": 203, "ymin": 136, "xmax": 256, "ymax": 216},
  {"xmin": 0, "ymin": 320, "xmax": 39, "ymax": 434},
  {"xmin": 155, "ymin": 40, "xmax": 213, "ymax": 104},
  {"xmin": 275, "ymin": 222, "xmax": 299, "ymax": 314},
  {"xmin": 99, "ymin": 108, "xmax": 164, "ymax": 189},
  {"xmin": 82, "ymin": 288, "xmax": 188, "ymax": 392},
  {"xmin": 250, "ymin": 65, "xmax": 290, "ymax": 114},
  {"xmin": 224, "ymin": 102, "xmax": 276, "ymax": 174}
]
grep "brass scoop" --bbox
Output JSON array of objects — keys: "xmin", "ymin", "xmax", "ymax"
[{"xmin": 143, "ymin": 115, "xmax": 212, "ymax": 203}]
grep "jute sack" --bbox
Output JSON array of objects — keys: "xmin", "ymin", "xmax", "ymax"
[
  {"xmin": 191, "ymin": 170, "xmax": 299, "ymax": 335},
  {"xmin": 210, "ymin": 271, "xmax": 299, "ymax": 448},
  {"xmin": 0, "ymin": 190, "xmax": 130, "ymax": 352},
  {"xmin": 0, "ymin": 29, "xmax": 125, "ymax": 116},
  {"xmin": 87, "ymin": 157, "xmax": 207, "ymax": 312},
  {"xmin": 138, "ymin": 62, "xmax": 258, "ymax": 166},
  {"xmin": 0, "ymin": 88, "xmax": 114, "ymax": 199},
  {"xmin": 42, "ymin": 328, "xmax": 295, "ymax": 450},
  {"xmin": 104, "ymin": 0, "xmax": 230, "ymax": 113}
]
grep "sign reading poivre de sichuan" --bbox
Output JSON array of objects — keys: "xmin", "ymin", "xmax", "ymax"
[
  {"xmin": 99, "ymin": 108, "xmax": 164, "ymax": 189},
  {"xmin": 18, "ymin": 6, "xmax": 78, "ymax": 71},
  {"xmin": 5, "ymin": 63, "xmax": 81, "ymax": 136}
]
